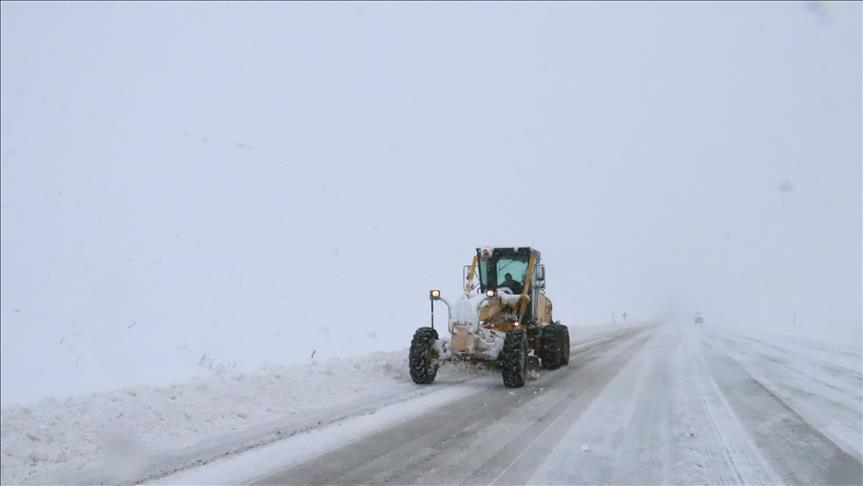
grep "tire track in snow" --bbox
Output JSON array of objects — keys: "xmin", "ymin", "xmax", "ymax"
[
  {"xmin": 706, "ymin": 329, "xmax": 862, "ymax": 462},
  {"xmin": 478, "ymin": 329, "xmax": 658, "ymax": 485},
  {"xmin": 250, "ymin": 326, "xmax": 656, "ymax": 485},
  {"xmin": 702, "ymin": 336, "xmax": 863, "ymax": 485},
  {"xmin": 521, "ymin": 328, "xmax": 670, "ymax": 485},
  {"xmin": 686, "ymin": 329, "xmax": 781, "ymax": 485},
  {"xmin": 147, "ymin": 324, "xmax": 654, "ymax": 485},
  {"xmin": 712, "ymin": 331, "xmax": 861, "ymax": 409},
  {"xmin": 527, "ymin": 325, "xmax": 780, "ymax": 485},
  {"xmin": 722, "ymin": 329, "xmax": 861, "ymax": 377}
]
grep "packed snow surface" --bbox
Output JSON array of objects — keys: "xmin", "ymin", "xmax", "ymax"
[{"xmin": 1, "ymin": 321, "xmax": 860, "ymax": 485}]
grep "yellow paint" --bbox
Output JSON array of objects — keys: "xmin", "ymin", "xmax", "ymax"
[
  {"xmin": 464, "ymin": 255, "xmax": 478, "ymax": 295},
  {"xmin": 517, "ymin": 253, "xmax": 536, "ymax": 319},
  {"xmin": 536, "ymin": 292, "xmax": 553, "ymax": 324},
  {"xmin": 479, "ymin": 298, "xmax": 502, "ymax": 321},
  {"xmin": 451, "ymin": 325, "xmax": 472, "ymax": 353}
]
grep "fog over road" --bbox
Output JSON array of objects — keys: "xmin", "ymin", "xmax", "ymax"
[
  {"xmin": 156, "ymin": 322, "xmax": 861, "ymax": 486},
  {"xmin": 2, "ymin": 3, "xmax": 860, "ymax": 485}
]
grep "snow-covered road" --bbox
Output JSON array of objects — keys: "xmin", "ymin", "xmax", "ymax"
[
  {"xmin": 3, "ymin": 321, "xmax": 861, "ymax": 485},
  {"xmin": 156, "ymin": 323, "xmax": 862, "ymax": 485}
]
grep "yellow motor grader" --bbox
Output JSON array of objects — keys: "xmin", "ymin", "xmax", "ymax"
[{"xmin": 409, "ymin": 246, "xmax": 570, "ymax": 388}]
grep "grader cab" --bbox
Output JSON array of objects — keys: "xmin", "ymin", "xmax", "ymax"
[{"xmin": 409, "ymin": 247, "xmax": 570, "ymax": 388}]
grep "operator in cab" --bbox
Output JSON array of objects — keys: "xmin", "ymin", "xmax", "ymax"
[{"xmin": 499, "ymin": 272, "xmax": 524, "ymax": 294}]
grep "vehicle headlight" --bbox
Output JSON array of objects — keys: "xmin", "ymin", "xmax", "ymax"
[
  {"xmin": 486, "ymin": 289, "xmax": 495, "ymax": 298},
  {"xmin": 430, "ymin": 289, "xmax": 441, "ymax": 300}
]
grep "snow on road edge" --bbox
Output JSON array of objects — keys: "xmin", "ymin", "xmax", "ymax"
[
  {"xmin": 150, "ymin": 384, "xmax": 481, "ymax": 485},
  {"xmin": 1, "ymin": 322, "xmax": 649, "ymax": 484}
]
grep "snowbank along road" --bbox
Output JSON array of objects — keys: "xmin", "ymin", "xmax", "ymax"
[
  {"xmin": 153, "ymin": 322, "xmax": 862, "ymax": 486},
  {"xmin": 2, "ymin": 321, "xmax": 861, "ymax": 485}
]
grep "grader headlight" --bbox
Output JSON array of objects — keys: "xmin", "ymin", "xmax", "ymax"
[{"xmin": 430, "ymin": 289, "xmax": 441, "ymax": 300}]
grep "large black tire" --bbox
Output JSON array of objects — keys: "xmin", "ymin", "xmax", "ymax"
[
  {"xmin": 540, "ymin": 324, "xmax": 570, "ymax": 369},
  {"xmin": 409, "ymin": 327, "xmax": 439, "ymax": 384},
  {"xmin": 560, "ymin": 325, "xmax": 570, "ymax": 366},
  {"xmin": 501, "ymin": 329, "xmax": 528, "ymax": 388}
]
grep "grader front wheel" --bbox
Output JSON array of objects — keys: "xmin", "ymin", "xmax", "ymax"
[
  {"xmin": 501, "ymin": 329, "xmax": 528, "ymax": 388},
  {"xmin": 409, "ymin": 327, "xmax": 439, "ymax": 384}
]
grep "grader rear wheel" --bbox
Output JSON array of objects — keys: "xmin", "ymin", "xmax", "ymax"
[
  {"xmin": 560, "ymin": 325, "xmax": 570, "ymax": 365},
  {"xmin": 540, "ymin": 324, "xmax": 569, "ymax": 369}
]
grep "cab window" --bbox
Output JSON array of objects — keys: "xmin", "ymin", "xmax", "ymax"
[{"xmin": 496, "ymin": 258, "xmax": 527, "ymax": 285}]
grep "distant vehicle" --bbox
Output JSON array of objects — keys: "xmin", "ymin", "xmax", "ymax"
[{"xmin": 694, "ymin": 313, "xmax": 704, "ymax": 324}]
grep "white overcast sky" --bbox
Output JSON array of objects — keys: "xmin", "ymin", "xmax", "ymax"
[{"xmin": 1, "ymin": 1, "xmax": 860, "ymax": 405}]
